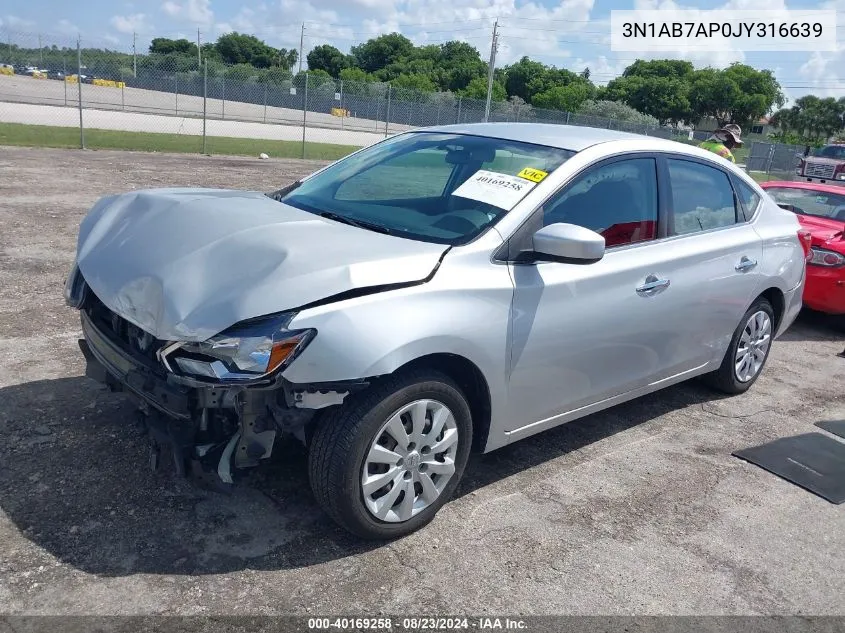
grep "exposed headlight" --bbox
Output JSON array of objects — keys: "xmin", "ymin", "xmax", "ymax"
[
  {"xmin": 64, "ymin": 262, "xmax": 87, "ymax": 308},
  {"xmin": 164, "ymin": 313, "xmax": 315, "ymax": 382},
  {"xmin": 809, "ymin": 247, "xmax": 845, "ymax": 268}
]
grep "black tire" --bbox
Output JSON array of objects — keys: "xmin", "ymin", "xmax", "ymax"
[
  {"xmin": 308, "ymin": 369, "xmax": 473, "ymax": 539},
  {"xmin": 703, "ymin": 297, "xmax": 775, "ymax": 394}
]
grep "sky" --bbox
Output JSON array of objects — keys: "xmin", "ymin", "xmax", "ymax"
[{"xmin": 1, "ymin": 0, "xmax": 843, "ymax": 104}]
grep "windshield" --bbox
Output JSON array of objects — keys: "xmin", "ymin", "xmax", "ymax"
[
  {"xmin": 814, "ymin": 145, "xmax": 845, "ymax": 160},
  {"xmin": 766, "ymin": 187, "xmax": 845, "ymax": 222},
  {"xmin": 280, "ymin": 131, "xmax": 575, "ymax": 245}
]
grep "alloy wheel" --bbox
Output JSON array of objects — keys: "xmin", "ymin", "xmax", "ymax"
[{"xmin": 734, "ymin": 310, "xmax": 772, "ymax": 382}]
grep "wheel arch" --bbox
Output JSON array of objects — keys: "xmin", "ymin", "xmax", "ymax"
[
  {"xmin": 757, "ymin": 286, "xmax": 785, "ymax": 331},
  {"xmin": 391, "ymin": 353, "xmax": 493, "ymax": 453}
]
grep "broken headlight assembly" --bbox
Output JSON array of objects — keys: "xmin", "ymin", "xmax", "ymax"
[
  {"xmin": 161, "ymin": 313, "xmax": 315, "ymax": 382},
  {"xmin": 64, "ymin": 262, "xmax": 87, "ymax": 308}
]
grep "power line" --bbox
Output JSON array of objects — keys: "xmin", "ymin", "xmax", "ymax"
[{"xmin": 303, "ymin": 17, "xmax": 494, "ymax": 29}]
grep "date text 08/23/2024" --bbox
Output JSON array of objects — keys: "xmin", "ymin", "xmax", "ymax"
[{"xmin": 307, "ymin": 617, "xmax": 529, "ymax": 630}]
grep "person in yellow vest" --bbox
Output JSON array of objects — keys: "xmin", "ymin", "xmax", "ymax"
[{"xmin": 698, "ymin": 124, "xmax": 743, "ymax": 163}]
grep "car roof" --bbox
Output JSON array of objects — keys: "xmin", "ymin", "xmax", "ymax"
[
  {"xmin": 761, "ymin": 181, "xmax": 845, "ymax": 195},
  {"xmin": 423, "ymin": 123, "xmax": 659, "ymax": 152}
]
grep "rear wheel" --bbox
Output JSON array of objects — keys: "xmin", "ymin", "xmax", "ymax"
[
  {"xmin": 308, "ymin": 369, "xmax": 472, "ymax": 539},
  {"xmin": 704, "ymin": 297, "xmax": 775, "ymax": 394}
]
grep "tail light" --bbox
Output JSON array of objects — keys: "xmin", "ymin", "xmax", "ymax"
[
  {"xmin": 809, "ymin": 247, "xmax": 845, "ymax": 267},
  {"xmin": 798, "ymin": 229, "xmax": 813, "ymax": 261}
]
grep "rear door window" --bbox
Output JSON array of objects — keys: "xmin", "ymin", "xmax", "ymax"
[
  {"xmin": 733, "ymin": 178, "xmax": 761, "ymax": 221},
  {"xmin": 667, "ymin": 159, "xmax": 738, "ymax": 235}
]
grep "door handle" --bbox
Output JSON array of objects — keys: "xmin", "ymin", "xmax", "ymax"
[
  {"xmin": 735, "ymin": 256, "xmax": 758, "ymax": 272},
  {"xmin": 636, "ymin": 275, "xmax": 671, "ymax": 295}
]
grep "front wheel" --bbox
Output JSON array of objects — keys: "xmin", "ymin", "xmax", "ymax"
[
  {"xmin": 703, "ymin": 297, "xmax": 775, "ymax": 394},
  {"xmin": 308, "ymin": 369, "xmax": 473, "ymax": 539}
]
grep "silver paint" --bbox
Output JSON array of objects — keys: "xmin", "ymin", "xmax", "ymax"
[{"xmin": 71, "ymin": 125, "xmax": 807, "ymax": 453}]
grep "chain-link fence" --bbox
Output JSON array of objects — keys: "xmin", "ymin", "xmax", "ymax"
[
  {"xmin": 744, "ymin": 141, "xmax": 804, "ymax": 182},
  {"xmin": 0, "ymin": 30, "xmax": 720, "ymax": 161}
]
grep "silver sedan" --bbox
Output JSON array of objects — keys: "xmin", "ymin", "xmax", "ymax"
[{"xmin": 67, "ymin": 123, "xmax": 808, "ymax": 539}]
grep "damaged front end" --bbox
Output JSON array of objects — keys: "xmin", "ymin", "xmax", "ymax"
[{"xmin": 67, "ymin": 270, "xmax": 366, "ymax": 486}]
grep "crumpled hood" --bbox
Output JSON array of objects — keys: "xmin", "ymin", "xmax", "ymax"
[{"xmin": 76, "ymin": 188, "xmax": 448, "ymax": 342}]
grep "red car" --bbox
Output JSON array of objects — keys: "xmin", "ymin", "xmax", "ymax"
[{"xmin": 761, "ymin": 181, "xmax": 845, "ymax": 316}]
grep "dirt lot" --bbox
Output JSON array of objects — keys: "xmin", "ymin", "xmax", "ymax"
[{"xmin": 0, "ymin": 146, "xmax": 843, "ymax": 616}]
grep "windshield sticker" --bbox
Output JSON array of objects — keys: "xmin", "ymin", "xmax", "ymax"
[
  {"xmin": 452, "ymin": 170, "xmax": 538, "ymax": 210},
  {"xmin": 517, "ymin": 167, "xmax": 548, "ymax": 183}
]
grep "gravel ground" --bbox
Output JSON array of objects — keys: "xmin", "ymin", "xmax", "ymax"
[{"xmin": 0, "ymin": 146, "xmax": 843, "ymax": 616}]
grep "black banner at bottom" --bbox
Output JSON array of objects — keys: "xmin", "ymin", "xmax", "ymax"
[{"xmin": 0, "ymin": 616, "xmax": 843, "ymax": 633}]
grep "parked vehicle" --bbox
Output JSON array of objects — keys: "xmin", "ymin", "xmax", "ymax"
[
  {"xmin": 65, "ymin": 124, "xmax": 808, "ymax": 538},
  {"xmin": 795, "ymin": 144, "xmax": 845, "ymax": 186},
  {"xmin": 46, "ymin": 69, "xmax": 65, "ymax": 80},
  {"xmin": 761, "ymin": 181, "xmax": 845, "ymax": 316}
]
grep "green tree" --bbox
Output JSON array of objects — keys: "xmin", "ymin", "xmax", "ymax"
[
  {"xmin": 604, "ymin": 75, "xmax": 691, "ymax": 125},
  {"xmin": 351, "ymin": 33, "xmax": 414, "ymax": 74},
  {"xmin": 307, "ymin": 44, "xmax": 350, "ymax": 78},
  {"xmin": 224, "ymin": 63, "xmax": 259, "ymax": 82},
  {"xmin": 391, "ymin": 73, "xmax": 437, "ymax": 94},
  {"xmin": 258, "ymin": 66, "xmax": 293, "ymax": 85},
  {"xmin": 532, "ymin": 82, "xmax": 593, "ymax": 112},
  {"xmin": 502, "ymin": 56, "xmax": 549, "ymax": 102},
  {"xmin": 215, "ymin": 32, "xmax": 279, "ymax": 68},
  {"xmin": 622, "ymin": 59, "xmax": 695, "ymax": 80},
  {"xmin": 604, "ymin": 59, "xmax": 695, "ymax": 125},
  {"xmin": 689, "ymin": 64, "xmax": 783, "ymax": 128},
  {"xmin": 460, "ymin": 77, "xmax": 506, "ymax": 101},
  {"xmin": 770, "ymin": 96, "xmax": 845, "ymax": 144},
  {"xmin": 577, "ymin": 100, "xmax": 659, "ymax": 126},
  {"xmin": 721, "ymin": 64, "xmax": 784, "ymax": 128},
  {"xmin": 149, "ymin": 38, "xmax": 198, "ymax": 56}
]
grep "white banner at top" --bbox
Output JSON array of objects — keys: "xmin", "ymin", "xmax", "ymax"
[{"xmin": 610, "ymin": 9, "xmax": 837, "ymax": 52}]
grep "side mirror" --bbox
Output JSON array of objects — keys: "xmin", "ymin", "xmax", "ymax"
[{"xmin": 531, "ymin": 223, "xmax": 605, "ymax": 263}]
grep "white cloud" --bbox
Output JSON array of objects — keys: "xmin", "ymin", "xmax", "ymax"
[
  {"xmin": 110, "ymin": 13, "xmax": 151, "ymax": 34},
  {"xmin": 55, "ymin": 19, "xmax": 78, "ymax": 35},
  {"xmin": 161, "ymin": 0, "xmax": 213, "ymax": 25},
  {"xmin": 1, "ymin": 14, "xmax": 36, "ymax": 29}
]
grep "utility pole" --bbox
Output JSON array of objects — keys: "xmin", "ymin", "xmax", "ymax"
[
  {"xmin": 483, "ymin": 19, "xmax": 499, "ymax": 123},
  {"xmin": 132, "ymin": 32, "xmax": 137, "ymax": 78},
  {"xmin": 77, "ymin": 36, "xmax": 85, "ymax": 149},
  {"xmin": 298, "ymin": 22, "xmax": 305, "ymax": 73},
  {"xmin": 197, "ymin": 28, "xmax": 201, "ymax": 67}
]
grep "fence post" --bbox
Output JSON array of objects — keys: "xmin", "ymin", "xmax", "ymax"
[
  {"xmin": 565, "ymin": 111, "xmax": 570, "ymax": 124},
  {"xmin": 121, "ymin": 81, "xmax": 125, "ymax": 111},
  {"xmin": 63, "ymin": 57, "xmax": 67, "ymax": 106},
  {"xmin": 263, "ymin": 83, "xmax": 267, "ymax": 123},
  {"xmin": 384, "ymin": 84, "xmax": 392, "ymax": 137},
  {"xmin": 457, "ymin": 96, "xmax": 462, "ymax": 123},
  {"xmin": 301, "ymin": 72, "xmax": 308, "ymax": 160},
  {"xmin": 339, "ymin": 80, "xmax": 344, "ymax": 130},
  {"xmin": 77, "ymin": 38, "xmax": 85, "ymax": 149},
  {"xmin": 222, "ymin": 75, "xmax": 226, "ymax": 120},
  {"xmin": 202, "ymin": 60, "xmax": 207, "ymax": 155},
  {"xmin": 175, "ymin": 73, "xmax": 179, "ymax": 115}
]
